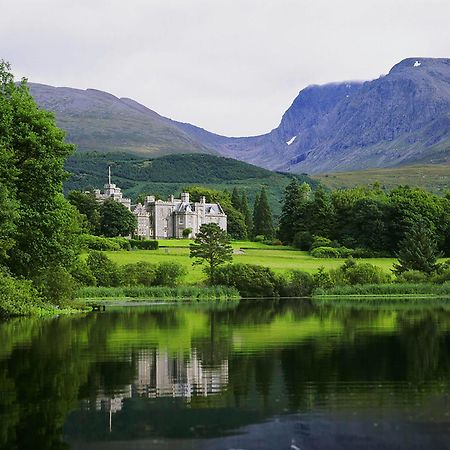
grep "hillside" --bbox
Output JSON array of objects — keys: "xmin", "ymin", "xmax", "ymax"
[
  {"xmin": 28, "ymin": 83, "xmax": 215, "ymax": 157},
  {"xmin": 65, "ymin": 153, "xmax": 318, "ymax": 217},
  {"xmin": 314, "ymin": 164, "xmax": 450, "ymax": 194},
  {"xmin": 30, "ymin": 57, "xmax": 450, "ymax": 175}
]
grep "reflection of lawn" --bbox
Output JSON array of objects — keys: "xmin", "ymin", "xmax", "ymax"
[{"xmin": 104, "ymin": 244, "xmax": 397, "ymax": 284}]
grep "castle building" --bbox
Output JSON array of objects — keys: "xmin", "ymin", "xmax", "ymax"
[{"xmin": 94, "ymin": 168, "xmax": 227, "ymax": 239}]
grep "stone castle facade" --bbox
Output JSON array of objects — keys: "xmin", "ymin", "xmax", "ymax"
[{"xmin": 94, "ymin": 168, "xmax": 227, "ymax": 239}]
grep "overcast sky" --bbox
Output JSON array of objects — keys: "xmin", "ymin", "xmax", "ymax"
[{"xmin": 1, "ymin": 0, "xmax": 449, "ymax": 136}]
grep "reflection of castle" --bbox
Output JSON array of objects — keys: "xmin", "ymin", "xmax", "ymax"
[{"xmin": 90, "ymin": 349, "xmax": 228, "ymax": 416}]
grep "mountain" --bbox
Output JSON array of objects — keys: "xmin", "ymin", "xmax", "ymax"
[
  {"xmin": 28, "ymin": 83, "xmax": 216, "ymax": 157},
  {"xmin": 65, "ymin": 152, "xmax": 319, "ymax": 217},
  {"xmin": 29, "ymin": 57, "xmax": 450, "ymax": 174},
  {"xmin": 208, "ymin": 57, "xmax": 450, "ymax": 173}
]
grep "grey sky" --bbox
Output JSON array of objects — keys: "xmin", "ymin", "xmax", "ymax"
[{"xmin": 1, "ymin": 0, "xmax": 449, "ymax": 136}]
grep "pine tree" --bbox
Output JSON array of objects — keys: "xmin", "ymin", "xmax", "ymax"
[
  {"xmin": 231, "ymin": 187, "xmax": 242, "ymax": 211},
  {"xmin": 241, "ymin": 191, "xmax": 253, "ymax": 238},
  {"xmin": 253, "ymin": 188, "xmax": 274, "ymax": 239},
  {"xmin": 278, "ymin": 179, "xmax": 311, "ymax": 244},
  {"xmin": 309, "ymin": 186, "xmax": 334, "ymax": 238},
  {"xmin": 393, "ymin": 222, "xmax": 440, "ymax": 274}
]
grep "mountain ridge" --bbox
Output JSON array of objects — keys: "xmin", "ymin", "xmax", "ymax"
[{"xmin": 28, "ymin": 57, "xmax": 450, "ymax": 174}]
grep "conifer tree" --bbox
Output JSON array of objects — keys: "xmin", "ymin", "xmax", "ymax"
[
  {"xmin": 393, "ymin": 222, "xmax": 440, "ymax": 274},
  {"xmin": 231, "ymin": 187, "xmax": 242, "ymax": 211},
  {"xmin": 241, "ymin": 191, "xmax": 253, "ymax": 238},
  {"xmin": 309, "ymin": 186, "xmax": 334, "ymax": 238},
  {"xmin": 278, "ymin": 179, "xmax": 311, "ymax": 244},
  {"xmin": 253, "ymin": 188, "xmax": 274, "ymax": 239}
]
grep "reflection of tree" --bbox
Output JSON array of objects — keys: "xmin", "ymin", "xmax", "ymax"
[{"xmin": 397, "ymin": 310, "xmax": 450, "ymax": 382}]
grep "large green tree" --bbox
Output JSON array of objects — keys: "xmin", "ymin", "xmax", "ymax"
[
  {"xmin": 0, "ymin": 61, "xmax": 80, "ymax": 295},
  {"xmin": 240, "ymin": 191, "xmax": 253, "ymax": 238},
  {"xmin": 67, "ymin": 190, "xmax": 100, "ymax": 233},
  {"xmin": 98, "ymin": 199, "xmax": 137, "ymax": 237},
  {"xmin": 189, "ymin": 223, "xmax": 233, "ymax": 283}
]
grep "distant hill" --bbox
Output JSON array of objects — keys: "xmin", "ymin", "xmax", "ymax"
[
  {"xmin": 65, "ymin": 153, "xmax": 319, "ymax": 217},
  {"xmin": 28, "ymin": 83, "xmax": 216, "ymax": 157},
  {"xmin": 314, "ymin": 163, "xmax": 450, "ymax": 194},
  {"xmin": 30, "ymin": 57, "xmax": 450, "ymax": 174}
]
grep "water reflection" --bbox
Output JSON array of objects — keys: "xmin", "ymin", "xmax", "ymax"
[{"xmin": 0, "ymin": 300, "xmax": 449, "ymax": 449}]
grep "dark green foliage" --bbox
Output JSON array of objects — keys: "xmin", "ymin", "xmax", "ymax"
[
  {"xmin": 310, "ymin": 246, "xmax": 341, "ymax": 258},
  {"xmin": 393, "ymin": 222, "xmax": 441, "ymax": 274},
  {"xmin": 231, "ymin": 187, "xmax": 242, "ymax": 210},
  {"xmin": 154, "ymin": 262, "xmax": 187, "ymax": 286},
  {"xmin": 129, "ymin": 239, "xmax": 159, "ymax": 250},
  {"xmin": 35, "ymin": 267, "xmax": 77, "ymax": 304},
  {"xmin": 214, "ymin": 263, "xmax": 281, "ymax": 297},
  {"xmin": 190, "ymin": 223, "xmax": 233, "ymax": 283},
  {"xmin": 121, "ymin": 262, "xmax": 157, "ymax": 287},
  {"xmin": 0, "ymin": 269, "xmax": 44, "ymax": 317},
  {"xmin": 240, "ymin": 191, "xmax": 253, "ymax": 237},
  {"xmin": 0, "ymin": 61, "xmax": 81, "ymax": 305},
  {"xmin": 67, "ymin": 190, "xmax": 100, "ymax": 233},
  {"xmin": 278, "ymin": 179, "xmax": 311, "ymax": 244},
  {"xmin": 99, "ymin": 199, "xmax": 137, "ymax": 237},
  {"xmin": 308, "ymin": 186, "xmax": 334, "ymax": 238},
  {"xmin": 283, "ymin": 271, "xmax": 315, "ymax": 297},
  {"xmin": 253, "ymin": 188, "xmax": 274, "ymax": 239},
  {"xmin": 182, "ymin": 227, "xmax": 192, "ymax": 238},
  {"xmin": 70, "ymin": 259, "xmax": 97, "ymax": 286},
  {"xmin": 86, "ymin": 251, "xmax": 121, "ymax": 287},
  {"xmin": 312, "ymin": 267, "xmax": 334, "ymax": 289},
  {"xmin": 292, "ymin": 231, "xmax": 313, "ymax": 250},
  {"xmin": 395, "ymin": 270, "xmax": 430, "ymax": 284}
]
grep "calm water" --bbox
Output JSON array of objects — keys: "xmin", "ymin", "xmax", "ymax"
[{"xmin": 0, "ymin": 300, "xmax": 449, "ymax": 450}]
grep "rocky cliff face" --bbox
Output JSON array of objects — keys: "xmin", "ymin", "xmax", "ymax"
[
  {"xmin": 29, "ymin": 58, "xmax": 450, "ymax": 174},
  {"xmin": 208, "ymin": 58, "xmax": 450, "ymax": 173}
]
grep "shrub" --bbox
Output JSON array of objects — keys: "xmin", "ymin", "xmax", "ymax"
[
  {"xmin": 263, "ymin": 238, "xmax": 283, "ymax": 246},
  {"xmin": 311, "ymin": 236, "xmax": 332, "ymax": 249},
  {"xmin": 130, "ymin": 239, "xmax": 159, "ymax": 250},
  {"xmin": 396, "ymin": 270, "xmax": 430, "ymax": 284},
  {"xmin": 0, "ymin": 270, "xmax": 44, "ymax": 317},
  {"xmin": 310, "ymin": 246, "xmax": 341, "ymax": 258},
  {"xmin": 80, "ymin": 234, "xmax": 121, "ymax": 251},
  {"xmin": 312, "ymin": 267, "xmax": 334, "ymax": 289},
  {"xmin": 154, "ymin": 262, "xmax": 187, "ymax": 286},
  {"xmin": 292, "ymin": 231, "xmax": 313, "ymax": 250},
  {"xmin": 35, "ymin": 267, "xmax": 77, "ymax": 304},
  {"xmin": 86, "ymin": 251, "xmax": 121, "ymax": 287},
  {"xmin": 283, "ymin": 270, "xmax": 315, "ymax": 297},
  {"xmin": 111, "ymin": 237, "xmax": 131, "ymax": 251},
  {"xmin": 254, "ymin": 235, "xmax": 265, "ymax": 243},
  {"xmin": 214, "ymin": 263, "xmax": 280, "ymax": 297},
  {"xmin": 331, "ymin": 259, "xmax": 391, "ymax": 285},
  {"xmin": 70, "ymin": 259, "xmax": 97, "ymax": 286},
  {"xmin": 121, "ymin": 262, "xmax": 157, "ymax": 287},
  {"xmin": 182, "ymin": 228, "xmax": 192, "ymax": 238}
]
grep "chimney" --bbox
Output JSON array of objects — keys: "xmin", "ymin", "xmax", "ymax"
[
  {"xmin": 181, "ymin": 192, "xmax": 190, "ymax": 203},
  {"xmin": 200, "ymin": 196, "xmax": 206, "ymax": 204}
]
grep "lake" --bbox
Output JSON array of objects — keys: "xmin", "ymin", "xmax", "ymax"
[{"xmin": 0, "ymin": 299, "xmax": 449, "ymax": 450}]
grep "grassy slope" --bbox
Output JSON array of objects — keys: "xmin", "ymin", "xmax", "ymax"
[
  {"xmin": 314, "ymin": 163, "xmax": 450, "ymax": 193},
  {"xmin": 101, "ymin": 243, "xmax": 396, "ymax": 284},
  {"xmin": 65, "ymin": 152, "xmax": 319, "ymax": 216}
]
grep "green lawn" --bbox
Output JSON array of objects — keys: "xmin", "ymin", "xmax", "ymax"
[{"xmin": 104, "ymin": 244, "xmax": 397, "ymax": 284}]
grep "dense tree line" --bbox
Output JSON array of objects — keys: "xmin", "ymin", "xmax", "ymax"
[{"xmin": 278, "ymin": 178, "xmax": 450, "ymax": 256}]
